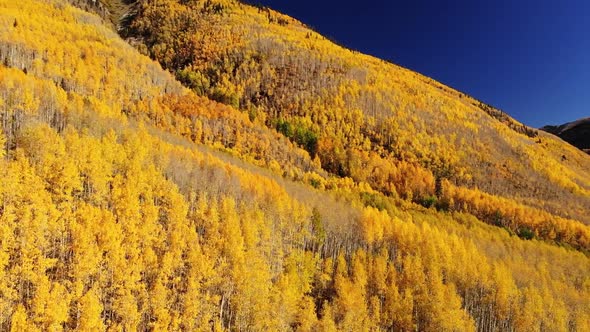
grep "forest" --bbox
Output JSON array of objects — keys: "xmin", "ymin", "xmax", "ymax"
[{"xmin": 0, "ymin": 0, "xmax": 589, "ymax": 331}]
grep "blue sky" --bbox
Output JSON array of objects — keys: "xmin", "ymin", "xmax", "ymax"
[{"xmin": 253, "ymin": 0, "xmax": 589, "ymax": 127}]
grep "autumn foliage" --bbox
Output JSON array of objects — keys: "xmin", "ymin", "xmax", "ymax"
[{"xmin": 0, "ymin": 0, "xmax": 589, "ymax": 331}]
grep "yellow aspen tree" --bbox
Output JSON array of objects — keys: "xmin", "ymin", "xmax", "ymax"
[
  {"xmin": 318, "ymin": 302, "xmax": 338, "ymax": 332},
  {"xmin": 515, "ymin": 287, "xmax": 544, "ymax": 332},
  {"xmin": 0, "ymin": 168, "xmax": 16, "ymax": 329},
  {"xmin": 334, "ymin": 251, "xmax": 369, "ymax": 331},
  {"xmin": 71, "ymin": 204, "xmax": 102, "ymax": 283},
  {"xmin": 180, "ymin": 244, "xmax": 216, "ymax": 332},
  {"xmin": 78, "ymin": 288, "xmax": 105, "ymax": 331},
  {"xmin": 0, "ymin": 128, "xmax": 6, "ymax": 158},
  {"xmin": 149, "ymin": 276, "xmax": 172, "ymax": 331},
  {"xmin": 113, "ymin": 289, "xmax": 140, "ymax": 331},
  {"xmin": 45, "ymin": 283, "xmax": 71, "ymax": 331},
  {"xmin": 10, "ymin": 304, "xmax": 38, "ymax": 332},
  {"xmin": 492, "ymin": 263, "xmax": 518, "ymax": 323},
  {"xmin": 295, "ymin": 296, "xmax": 318, "ymax": 332},
  {"xmin": 540, "ymin": 290, "xmax": 568, "ymax": 332}
]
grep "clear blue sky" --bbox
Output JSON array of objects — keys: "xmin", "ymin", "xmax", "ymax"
[{"xmin": 252, "ymin": 0, "xmax": 589, "ymax": 127}]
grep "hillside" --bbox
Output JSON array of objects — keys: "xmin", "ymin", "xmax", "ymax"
[
  {"xmin": 0, "ymin": 0, "xmax": 589, "ymax": 331},
  {"xmin": 73, "ymin": 0, "xmax": 590, "ymax": 231},
  {"xmin": 542, "ymin": 118, "xmax": 590, "ymax": 154},
  {"xmin": 119, "ymin": 0, "xmax": 590, "ymax": 246}
]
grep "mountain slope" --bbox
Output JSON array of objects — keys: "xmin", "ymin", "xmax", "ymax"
[
  {"xmin": 542, "ymin": 117, "xmax": 590, "ymax": 154},
  {"xmin": 121, "ymin": 0, "xmax": 590, "ymax": 245},
  {"xmin": 0, "ymin": 0, "xmax": 589, "ymax": 331}
]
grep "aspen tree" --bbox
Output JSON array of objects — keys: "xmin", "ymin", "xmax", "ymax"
[{"xmin": 78, "ymin": 288, "xmax": 105, "ymax": 331}]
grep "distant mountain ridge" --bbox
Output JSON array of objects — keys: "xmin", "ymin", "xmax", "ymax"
[{"xmin": 542, "ymin": 117, "xmax": 590, "ymax": 154}]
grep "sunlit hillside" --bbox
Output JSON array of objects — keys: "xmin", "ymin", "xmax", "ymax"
[
  {"xmin": 120, "ymin": 0, "xmax": 590, "ymax": 248},
  {"xmin": 0, "ymin": 0, "xmax": 589, "ymax": 331}
]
